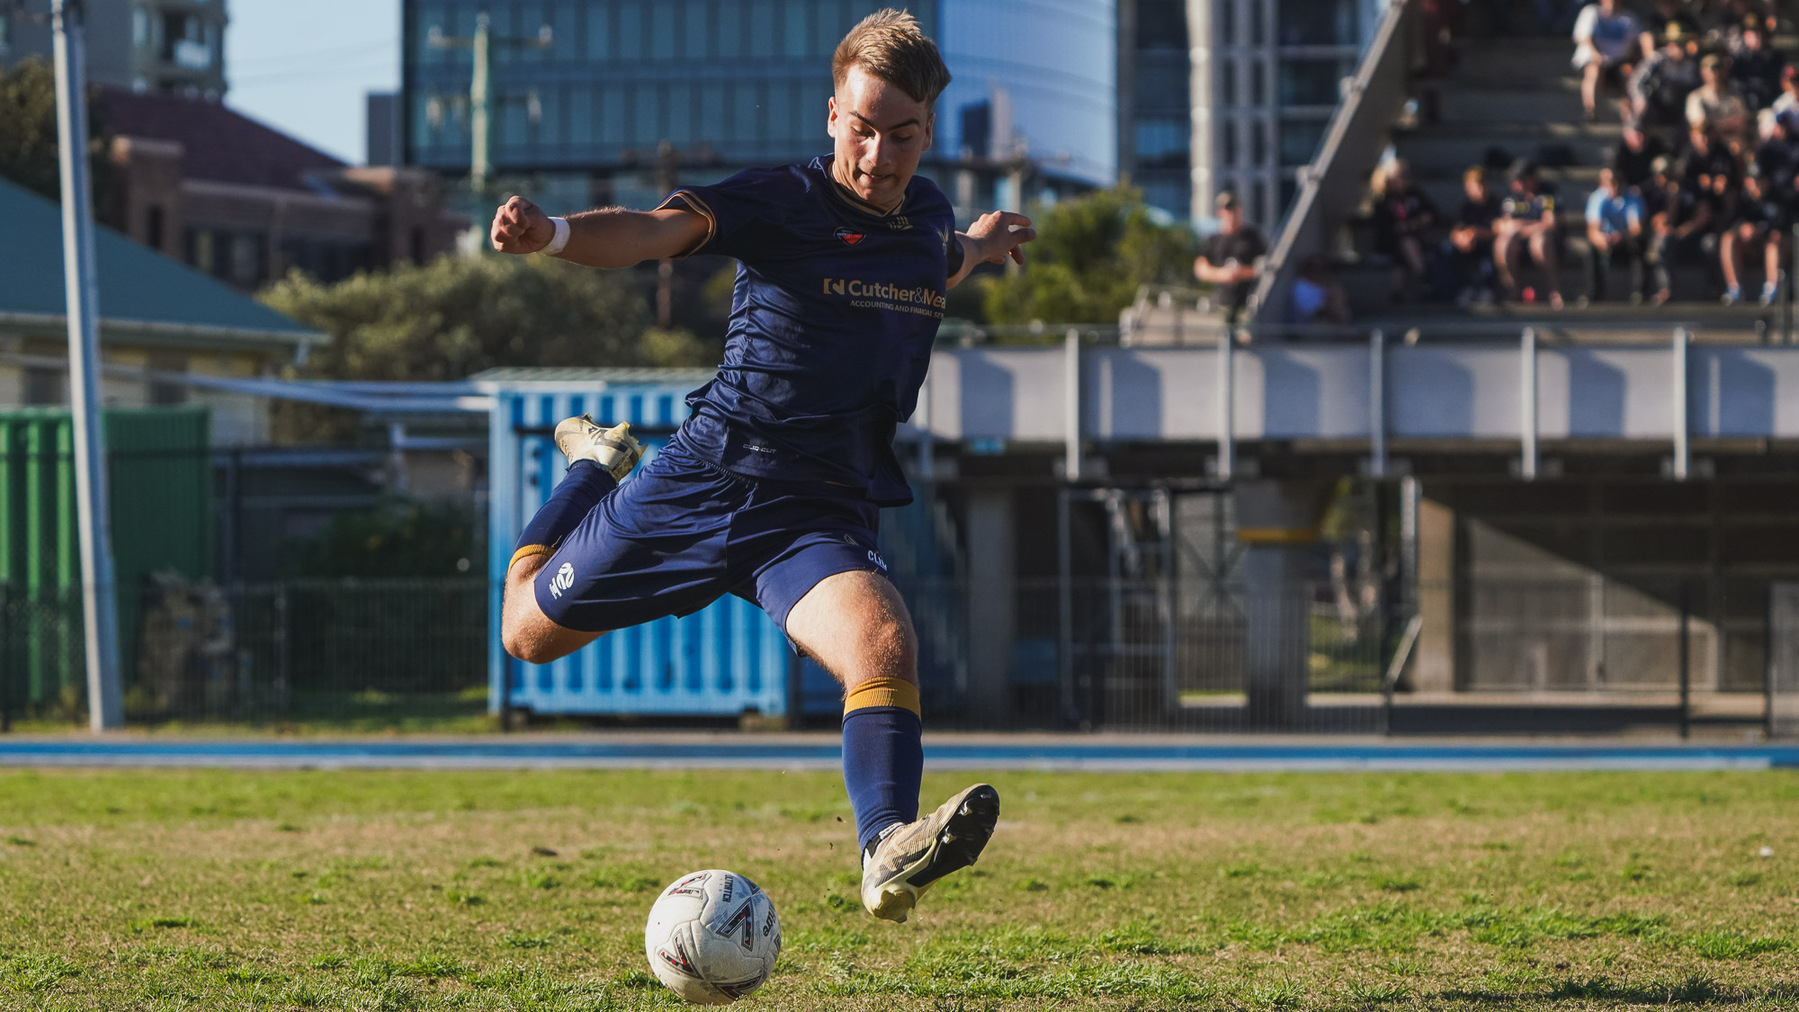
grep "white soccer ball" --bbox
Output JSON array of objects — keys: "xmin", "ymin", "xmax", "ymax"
[{"xmin": 643, "ymin": 869, "xmax": 781, "ymax": 1004}]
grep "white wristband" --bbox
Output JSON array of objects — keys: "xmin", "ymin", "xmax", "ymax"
[{"xmin": 537, "ymin": 216, "xmax": 571, "ymax": 256}]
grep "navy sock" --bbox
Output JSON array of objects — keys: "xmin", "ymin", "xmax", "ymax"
[
  {"xmin": 508, "ymin": 460, "xmax": 615, "ymax": 568},
  {"xmin": 842, "ymin": 691, "xmax": 923, "ymax": 855}
]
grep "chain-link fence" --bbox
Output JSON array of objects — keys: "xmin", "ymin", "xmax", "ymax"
[
  {"xmin": 1, "ymin": 578, "xmax": 489, "ymax": 729},
  {"xmin": 904, "ymin": 577, "xmax": 1396, "ymax": 733}
]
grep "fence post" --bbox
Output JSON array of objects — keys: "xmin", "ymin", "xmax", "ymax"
[
  {"xmin": 1672, "ymin": 326, "xmax": 1690, "ymax": 481},
  {"xmin": 1064, "ymin": 328, "xmax": 1083, "ymax": 482},
  {"xmin": 1369, "ymin": 329, "xmax": 1387, "ymax": 479},
  {"xmin": 0, "ymin": 584, "xmax": 10, "ymax": 733},
  {"xmin": 1217, "ymin": 333, "xmax": 1235, "ymax": 481},
  {"xmin": 274, "ymin": 584, "xmax": 290, "ymax": 713},
  {"xmin": 1056, "ymin": 488, "xmax": 1077, "ymax": 728},
  {"xmin": 1520, "ymin": 327, "xmax": 1538, "ymax": 481},
  {"xmin": 1678, "ymin": 579, "xmax": 1691, "ymax": 739}
]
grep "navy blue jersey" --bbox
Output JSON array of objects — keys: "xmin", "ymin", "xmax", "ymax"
[{"xmin": 658, "ymin": 155, "xmax": 955, "ymax": 506}]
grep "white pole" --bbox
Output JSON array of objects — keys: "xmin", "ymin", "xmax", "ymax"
[{"xmin": 52, "ymin": 0, "xmax": 124, "ymax": 731}]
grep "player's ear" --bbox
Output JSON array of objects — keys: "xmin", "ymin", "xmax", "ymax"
[
  {"xmin": 827, "ymin": 94, "xmax": 840, "ymax": 139},
  {"xmin": 922, "ymin": 111, "xmax": 935, "ymax": 153}
]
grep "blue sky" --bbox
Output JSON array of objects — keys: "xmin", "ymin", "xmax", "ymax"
[{"xmin": 225, "ymin": 0, "xmax": 401, "ymax": 164}]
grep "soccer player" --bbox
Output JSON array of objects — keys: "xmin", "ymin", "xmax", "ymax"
[{"xmin": 488, "ymin": 9, "xmax": 1034, "ymax": 924}]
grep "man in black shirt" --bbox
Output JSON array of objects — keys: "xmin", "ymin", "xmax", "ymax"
[
  {"xmin": 1611, "ymin": 120, "xmax": 1669, "ymax": 191},
  {"xmin": 1495, "ymin": 161, "xmax": 1564, "ymax": 308},
  {"xmin": 1194, "ymin": 191, "xmax": 1268, "ymax": 328},
  {"xmin": 1444, "ymin": 165, "xmax": 1503, "ymax": 304}
]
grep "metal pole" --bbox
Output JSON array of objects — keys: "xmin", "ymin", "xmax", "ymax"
[
  {"xmin": 1368, "ymin": 329, "xmax": 1386, "ymax": 479},
  {"xmin": 1672, "ymin": 326, "xmax": 1690, "ymax": 481},
  {"xmin": 469, "ymin": 11, "xmax": 492, "ymax": 197},
  {"xmin": 1056, "ymin": 488, "xmax": 1076, "ymax": 727},
  {"xmin": 1678, "ymin": 580, "xmax": 1691, "ymax": 740},
  {"xmin": 1519, "ymin": 326, "xmax": 1537, "ymax": 481},
  {"xmin": 53, "ymin": 0, "xmax": 123, "ymax": 731},
  {"xmin": 1064, "ymin": 328, "xmax": 1082, "ymax": 482},
  {"xmin": 1216, "ymin": 334, "xmax": 1234, "ymax": 481}
]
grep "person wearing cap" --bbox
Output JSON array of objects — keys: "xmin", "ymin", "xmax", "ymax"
[
  {"xmin": 1193, "ymin": 192, "xmax": 1268, "ymax": 328},
  {"xmin": 1572, "ymin": 0, "xmax": 1642, "ymax": 121},
  {"xmin": 1728, "ymin": 16, "xmax": 1785, "ymax": 112},
  {"xmin": 1637, "ymin": 0, "xmax": 1701, "ymax": 57},
  {"xmin": 1495, "ymin": 161, "xmax": 1565, "ymax": 308},
  {"xmin": 1585, "ymin": 166, "xmax": 1648, "ymax": 302},
  {"xmin": 1639, "ymin": 154, "xmax": 1683, "ymax": 304},
  {"xmin": 1628, "ymin": 20, "xmax": 1701, "ymax": 129},
  {"xmin": 1688, "ymin": 54, "xmax": 1751, "ymax": 149}
]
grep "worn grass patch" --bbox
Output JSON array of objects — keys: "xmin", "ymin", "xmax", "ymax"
[{"xmin": 0, "ymin": 767, "xmax": 1796, "ymax": 1009}]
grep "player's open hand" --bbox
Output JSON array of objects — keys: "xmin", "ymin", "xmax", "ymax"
[
  {"xmin": 965, "ymin": 210, "xmax": 1036, "ymax": 266},
  {"xmin": 491, "ymin": 195, "xmax": 554, "ymax": 254}
]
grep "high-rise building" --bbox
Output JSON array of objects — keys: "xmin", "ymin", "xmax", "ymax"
[
  {"xmin": 399, "ymin": 0, "xmax": 1116, "ymax": 218},
  {"xmin": 1117, "ymin": 0, "xmax": 1191, "ymax": 220},
  {"xmin": 1, "ymin": 0, "xmax": 228, "ymax": 98},
  {"xmin": 1181, "ymin": 0, "xmax": 1383, "ymax": 226}
]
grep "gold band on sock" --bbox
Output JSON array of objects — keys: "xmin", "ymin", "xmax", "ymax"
[
  {"xmin": 508, "ymin": 544, "xmax": 552, "ymax": 570},
  {"xmin": 843, "ymin": 676, "xmax": 921, "ymax": 718}
]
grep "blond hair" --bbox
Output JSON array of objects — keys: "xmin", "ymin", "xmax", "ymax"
[{"xmin": 832, "ymin": 8, "xmax": 951, "ymax": 105}]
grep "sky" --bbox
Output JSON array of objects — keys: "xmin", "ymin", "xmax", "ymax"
[{"xmin": 224, "ymin": 0, "xmax": 402, "ymax": 165}]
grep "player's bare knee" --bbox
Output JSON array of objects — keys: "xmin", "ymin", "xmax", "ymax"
[{"xmin": 861, "ymin": 615, "xmax": 918, "ymax": 682}]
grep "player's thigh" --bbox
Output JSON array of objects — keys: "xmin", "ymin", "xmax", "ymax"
[{"xmin": 784, "ymin": 570, "xmax": 918, "ymax": 689}]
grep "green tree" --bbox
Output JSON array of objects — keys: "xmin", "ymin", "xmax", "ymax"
[
  {"xmin": 261, "ymin": 252, "xmax": 714, "ymax": 440},
  {"xmin": 981, "ymin": 187, "xmax": 1196, "ymax": 329},
  {"xmin": 0, "ymin": 55, "xmax": 113, "ymax": 203}
]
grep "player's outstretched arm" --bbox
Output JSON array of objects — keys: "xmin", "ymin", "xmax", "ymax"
[
  {"xmin": 490, "ymin": 195, "xmax": 710, "ymax": 269},
  {"xmin": 948, "ymin": 210, "xmax": 1036, "ymax": 289}
]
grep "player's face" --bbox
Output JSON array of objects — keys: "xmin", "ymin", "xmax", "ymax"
[{"xmin": 827, "ymin": 65, "xmax": 934, "ymax": 209}]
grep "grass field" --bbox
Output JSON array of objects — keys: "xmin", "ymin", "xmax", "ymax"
[{"xmin": 0, "ymin": 767, "xmax": 1796, "ymax": 1010}]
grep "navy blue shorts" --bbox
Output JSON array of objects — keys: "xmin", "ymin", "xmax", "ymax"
[{"xmin": 532, "ymin": 438, "xmax": 889, "ymax": 634}]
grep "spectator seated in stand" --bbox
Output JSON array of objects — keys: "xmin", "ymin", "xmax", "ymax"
[
  {"xmin": 1629, "ymin": 21, "xmax": 1702, "ymax": 129},
  {"xmin": 1574, "ymin": 0, "xmax": 1644, "ymax": 122},
  {"xmin": 1688, "ymin": 53, "xmax": 1752, "ymax": 150},
  {"xmin": 1612, "ymin": 118, "xmax": 1671, "ymax": 190},
  {"xmin": 1193, "ymin": 191, "xmax": 1268, "ymax": 329},
  {"xmin": 1495, "ymin": 161, "xmax": 1566, "ymax": 308},
  {"xmin": 1723, "ymin": 112, "xmax": 1799, "ymax": 303},
  {"xmin": 1639, "ymin": 156, "xmax": 1681, "ymax": 303},
  {"xmin": 1654, "ymin": 152, "xmax": 1723, "ymax": 300},
  {"xmin": 1771, "ymin": 65, "xmax": 1799, "ymax": 131},
  {"xmin": 1729, "ymin": 16, "xmax": 1786, "ymax": 112},
  {"xmin": 1586, "ymin": 166, "xmax": 1650, "ymax": 301},
  {"xmin": 1290, "ymin": 255, "xmax": 1353, "ymax": 326},
  {"xmin": 1370, "ymin": 158, "xmax": 1440, "ymax": 302},
  {"xmin": 1438, "ymin": 165, "xmax": 1503, "ymax": 305}
]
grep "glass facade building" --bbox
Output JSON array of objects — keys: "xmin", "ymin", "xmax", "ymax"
[{"xmin": 401, "ymin": 0, "xmax": 1115, "ymax": 216}]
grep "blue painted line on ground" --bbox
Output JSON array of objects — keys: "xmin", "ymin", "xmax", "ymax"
[{"xmin": 0, "ymin": 740, "xmax": 1794, "ymax": 771}]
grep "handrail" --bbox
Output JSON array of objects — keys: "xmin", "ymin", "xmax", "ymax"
[{"xmin": 1248, "ymin": 0, "xmax": 1422, "ymax": 326}]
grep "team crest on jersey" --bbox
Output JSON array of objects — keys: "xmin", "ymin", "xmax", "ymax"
[{"xmin": 835, "ymin": 227, "xmax": 866, "ymax": 246}]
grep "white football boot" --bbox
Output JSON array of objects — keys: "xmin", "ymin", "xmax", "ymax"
[
  {"xmin": 860, "ymin": 783, "xmax": 1000, "ymax": 923},
  {"xmin": 553, "ymin": 414, "xmax": 643, "ymax": 482}
]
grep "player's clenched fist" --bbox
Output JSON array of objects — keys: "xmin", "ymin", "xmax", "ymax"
[{"xmin": 491, "ymin": 195, "xmax": 553, "ymax": 254}]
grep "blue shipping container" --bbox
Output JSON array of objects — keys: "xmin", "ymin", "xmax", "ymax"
[{"xmin": 480, "ymin": 376, "xmax": 792, "ymax": 718}]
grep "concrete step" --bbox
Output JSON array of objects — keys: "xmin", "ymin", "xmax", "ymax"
[
  {"xmin": 1451, "ymin": 39, "xmax": 1574, "ymax": 81},
  {"xmin": 1435, "ymin": 83, "xmax": 1586, "ymax": 125},
  {"xmin": 1331, "ymin": 251, "xmax": 1751, "ymax": 318},
  {"xmin": 1394, "ymin": 122, "xmax": 1619, "ymax": 177}
]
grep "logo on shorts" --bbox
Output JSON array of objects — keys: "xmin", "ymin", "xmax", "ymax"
[
  {"xmin": 835, "ymin": 227, "xmax": 866, "ymax": 246},
  {"xmin": 549, "ymin": 562, "xmax": 575, "ymax": 599},
  {"xmin": 866, "ymin": 549, "xmax": 887, "ymax": 571}
]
